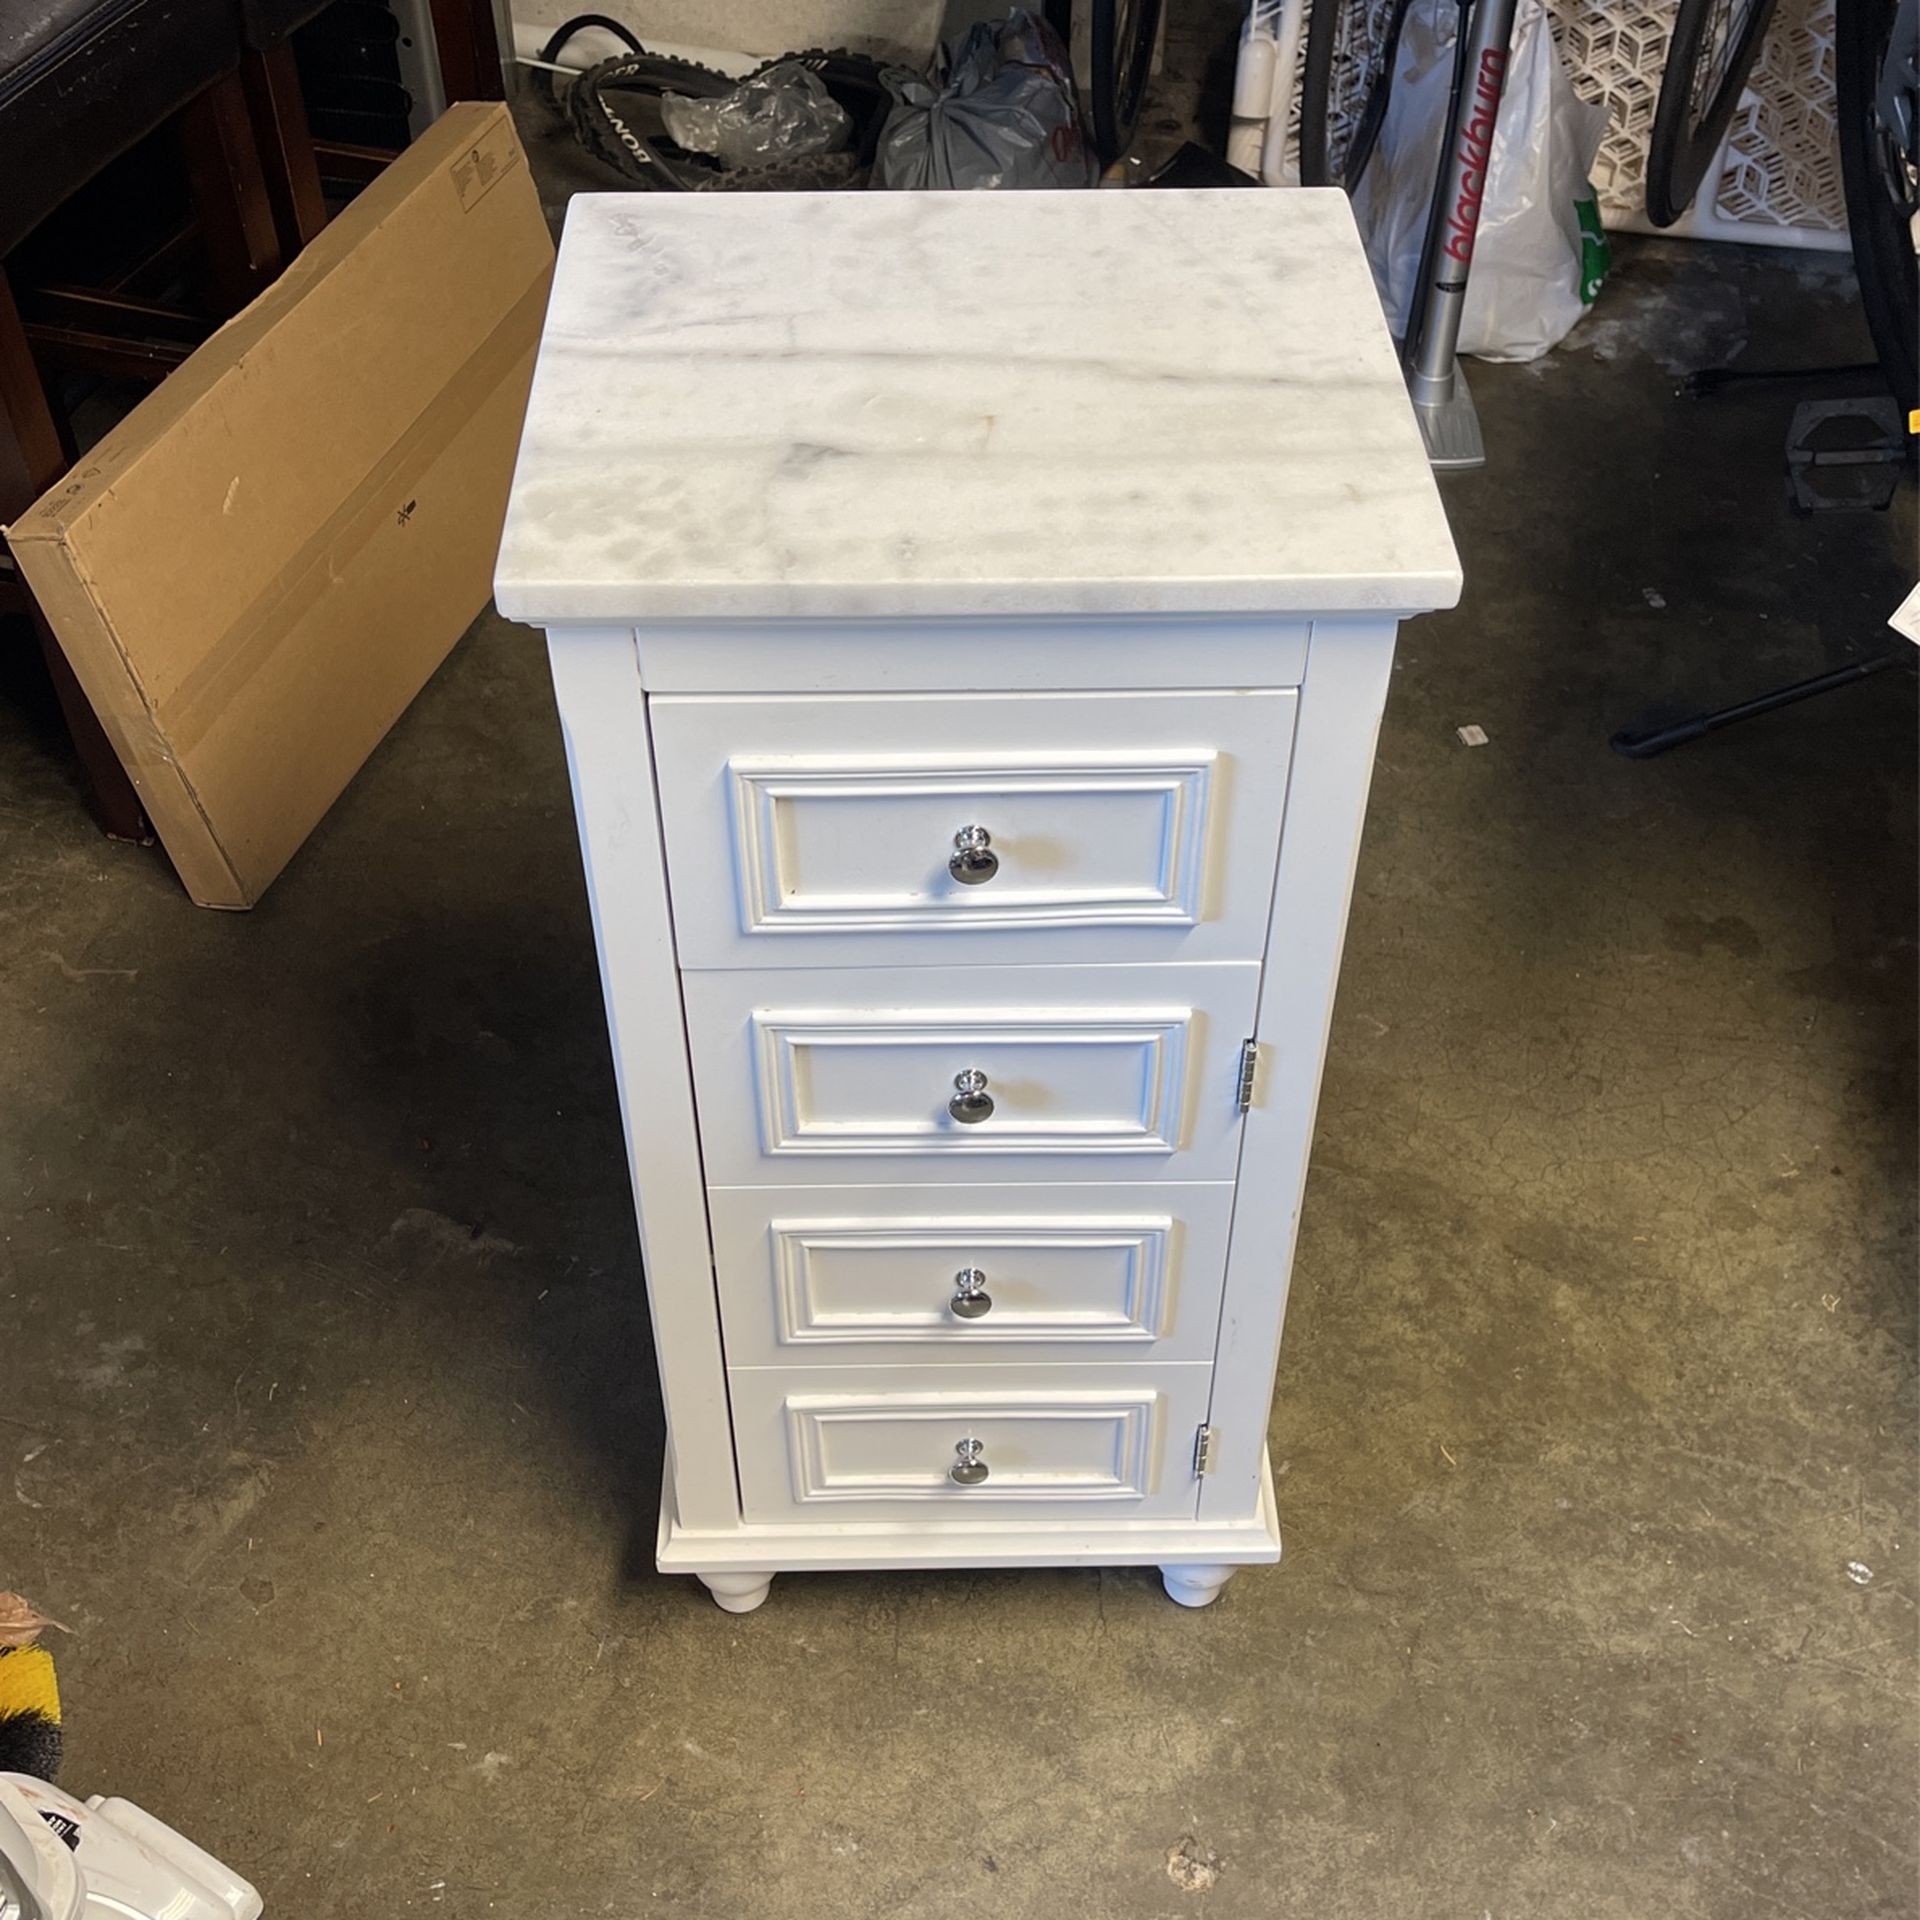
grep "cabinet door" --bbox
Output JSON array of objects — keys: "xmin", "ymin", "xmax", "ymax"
[
  {"xmin": 651, "ymin": 690, "xmax": 1296, "ymax": 968},
  {"xmin": 682, "ymin": 963, "xmax": 1260, "ymax": 1186}
]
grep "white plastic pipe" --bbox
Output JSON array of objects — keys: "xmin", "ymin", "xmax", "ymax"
[
  {"xmin": 1259, "ymin": 0, "xmax": 1307, "ymax": 187},
  {"xmin": 1227, "ymin": 4, "xmax": 1279, "ymax": 175}
]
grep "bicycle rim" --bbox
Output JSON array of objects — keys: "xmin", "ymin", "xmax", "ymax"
[
  {"xmin": 1089, "ymin": 0, "xmax": 1163, "ymax": 163},
  {"xmin": 1645, "ymin": 0, "xmax": 1780, "ymax": 226}
]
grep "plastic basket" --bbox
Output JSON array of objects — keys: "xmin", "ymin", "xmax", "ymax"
[{"xmin": 1231, "ymin": 0, "xmax": 1847, "ymax": 251}]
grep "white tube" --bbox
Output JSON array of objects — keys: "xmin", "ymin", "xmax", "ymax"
[
  {"xmin": 1259, "ymin": 0, "xmax": 1308, "ymax": 187},
  {"xmin": 1228, "ymin": 22, "xmax": 1277, "ymax": 175}
]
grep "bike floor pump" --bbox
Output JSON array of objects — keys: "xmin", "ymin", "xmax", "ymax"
[{"xmin": 1401, "ymin": 0, "xmax": 1520, "ymax": 469}]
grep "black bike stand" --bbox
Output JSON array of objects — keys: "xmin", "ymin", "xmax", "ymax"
[
  {"xmin": 1611, "ymin": 357, "xmax": 1913, "ymax": 757},
  {"xmin": 1610, "ymin": 648, "xmax": 1910, "ymax": 759}
]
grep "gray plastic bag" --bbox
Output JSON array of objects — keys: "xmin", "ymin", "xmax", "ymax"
[{"xmin": 874, "ymin": 9, "xmax": 1094, "ymax": 190}]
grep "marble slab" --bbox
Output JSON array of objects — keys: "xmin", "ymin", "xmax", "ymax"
[{"xmin": 495, "ymin": 189, "xmax": 1463, "ymax": 624}]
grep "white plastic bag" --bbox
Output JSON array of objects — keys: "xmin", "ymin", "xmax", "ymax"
[{"xmin": 1352, "ymin": 0, "xmax": 1607, "ymax": 362}]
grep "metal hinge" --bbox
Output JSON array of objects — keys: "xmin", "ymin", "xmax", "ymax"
[
  {"xmin": 1235, "ymin": 1039, "xmax": 1259, "ymax": 1113},
  {"xmin": 1193, "ymin": 1425, "xmax": 1218, "ymax": 1475}
]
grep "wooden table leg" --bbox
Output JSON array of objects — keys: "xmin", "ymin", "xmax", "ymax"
[
  {"xmin": 243, "ymin": 42, "xmax": 328, "ymax": 259},
  {"xmin": 0, "ymin": 267, "xmax": 62, "ymax": 512},
  {"xmin": 427, "ymin": 0, "xmax": 506, "ymax": 101},
  {"xmin": 0, "ymin": 267, "xmax": 150, "ymax": 842},
  {"xmin": 179, "ymin": 68, "xmax": 283, "ymax": 315}
]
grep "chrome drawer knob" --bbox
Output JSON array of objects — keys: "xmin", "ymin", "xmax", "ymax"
[
  {"xmin": 949, "ymin": 1437, "xmax": 989, "ymax": 1486},
  {"xmin": 948, "ymin": 825, "xmax": 999, "ymax": 885},
  {"xmin": 950, "ymin": 1266, "xmax": 993, "ymax": 1319},
  {"xmin": 947, "ymin": 1068, "xmax": 994, "ymax": 1125}
]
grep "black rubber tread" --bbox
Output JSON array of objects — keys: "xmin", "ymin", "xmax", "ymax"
[
  {"xmin": 568, "ymin": 49, "xmax": 734, "ymax": 189},
  {"xmin": 688, "ymin": 150, "xmax": 864, "ymax": 192},
  {"xmin": 535, "ymin": 14, "xmax": 639, "ymax": 114},
  {"xmin": 1644, "ymin": 0, "xmax": 1782, "ymax": 228},
  {"xmin": 568, "ymin": 46, "xmax": 875, "ymax": 192},
  {"xmin": 1837, "ymin": 0, "xmax": 1919, "ymax": 414},
  {"xmin": 1298, "ymin": 0, "xmax": 1413, "ymax": 193},
  {"xmin": 743, "ymin": 46, "xmax": 895, "ymax": 167}
]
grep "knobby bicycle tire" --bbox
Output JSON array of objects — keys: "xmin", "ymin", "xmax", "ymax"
[
  {"xmin": 1298, "ymin": 0, "xmax": 1414, "ymax": 193},
  {"xmin": 567, "ymin": 46, "xmax": 880, "ymax": 192}
]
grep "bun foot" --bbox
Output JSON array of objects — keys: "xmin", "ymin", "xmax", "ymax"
[
  {"xmin": 697, "ymin": 1571, "xmax": 774, "ymax": 1614},
  {"xmin": 1160, "ymin": 1563, "xmax": 1237, "ymax": 1608}
]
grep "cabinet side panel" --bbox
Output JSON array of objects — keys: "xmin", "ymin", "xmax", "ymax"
[
  {"xmin": 1199, "ymin": 621, "xmax": 1399, "ymax": 1523},
  {"xmin": 545, "ymin": 628, "xmax": 742, "ymax": 1536}
]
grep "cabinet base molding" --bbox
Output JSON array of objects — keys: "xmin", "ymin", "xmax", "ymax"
[{"xmin": 665, "ymin": 1453, "xmax": 1281, "ymax": 1609}]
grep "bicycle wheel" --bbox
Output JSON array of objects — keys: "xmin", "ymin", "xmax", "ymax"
[
  {"xmin": 1298, "ymin": 0, "xmax": 1415, "ymax": 192},
  {"xmin": 1837, "ymin": 0, "xmax": 1918, "ymax": 415},
  {"xmin": 1644, "ymin": 0, "xmax": 1781, "ymax": 227},
  {"xmin": 1088, "ymin": 0, "xmax": 1163, "ymax": 163}
]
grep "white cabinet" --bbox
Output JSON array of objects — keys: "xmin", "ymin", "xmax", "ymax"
[
  {"xmin": 496, "ymin": 189, "xmax": 1459, "ymax": 1612},
  {"xmin": 707, "ymin": 1184, "xmax": 1235, "ymax": 1366},
  {"xmin": 650, "ymin": 690, "xmax": 1298, "ymax": 966},
  {"xmin": 729, "ymin": 1366, "xmax": 1215, "ymax": 1525},
  {"xmin": 683, "ymin": 962, "xmax": 1258, "ymax": 1183}
]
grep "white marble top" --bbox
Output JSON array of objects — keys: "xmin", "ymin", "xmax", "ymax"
[{"xmin": 495, "ymin": 189, "xmax": 1461, "ymax": 624}]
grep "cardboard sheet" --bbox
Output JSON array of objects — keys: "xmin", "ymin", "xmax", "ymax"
[{"xmin": 8, "ymin": 101, "xmax": 553, "ymax": 907}]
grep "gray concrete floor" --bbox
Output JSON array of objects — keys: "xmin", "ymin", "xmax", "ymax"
[{"xmin": 4, "ymin": 14, "xmax": 1917, "ymax": 1919}]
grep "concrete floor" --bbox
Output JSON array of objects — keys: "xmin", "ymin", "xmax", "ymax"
[{"xmin": 3, "ymin": 16, "xmax": 1917, "ymax": 1919}]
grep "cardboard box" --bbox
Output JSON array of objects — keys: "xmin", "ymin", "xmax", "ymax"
[{"xmin": 6, "ymin": 102, "xmax": 553, "ymax": 908}]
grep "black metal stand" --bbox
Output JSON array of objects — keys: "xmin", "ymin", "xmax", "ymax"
[
  {"xmin": 1612, "ymin": 351, "xmax": 1913, "ymax": 757},
  {"xmin": 1610, "ymin": 649, "xmax": 1908, "ymax": 759},
  {"xmin": 1681, "ymin": 361, "xmax": 1880, "ymax": 398}
]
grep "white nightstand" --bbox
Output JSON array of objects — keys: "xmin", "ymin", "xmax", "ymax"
[{"xmin": 495, "ymin": 188, "xmax": 1460, "ymax": 1611}]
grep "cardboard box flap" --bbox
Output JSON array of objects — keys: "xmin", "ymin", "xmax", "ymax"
[
  {"xmin": 10, "ymin": 104, "xmax": 548, "ymax": 713},
  {"xmin": 6, "ymin": 102, "xmax": 553, "ymax": 908}
]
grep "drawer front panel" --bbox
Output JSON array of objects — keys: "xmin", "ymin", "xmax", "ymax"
[
  {"xmin": 651, "ymin": 691, "xmax": 1296, "ymax": 967},
  {"xmin": 729, "ymin": 1364, "xmax": 1213, "ymax": 1523},
  {"xmin": 709, "ymin": 1183, "xmax": 1235, "ymax": 1365},
  {"xmin": 683, "ymin": 963, "xmax": 1259, "ymax": 1185}
]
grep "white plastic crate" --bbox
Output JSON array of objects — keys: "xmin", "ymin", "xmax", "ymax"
[
  {"xmin": 1551, "ymin": 0, "xmax": 1845, "ymax": 248},
  {"xmin": 1231, "ymin": 0, "xmax": 1848, "ymax": 251}
]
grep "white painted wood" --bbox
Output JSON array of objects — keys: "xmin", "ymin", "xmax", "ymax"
[
  {"xmin": 707, "ymin": 1182, "xmax": 1235, "ymax": 1366},
  {"xmin": 650, "ymin": 690, "xmax": 1296, "ymax": 968},
  {"xmin": 681, "ymin": 964, "xmax": 1261, "ymax": 1185},
  {"xmin": 1199, "ymin": 619, "xmax": 1400, "ymax": 1524},
  {"xmin": 728, "ymin": 1364, "xmax": 1214, "ymax": 1525},
  {"xmin": 659, "ymin": 1450, "xmax": 1283, "ymax": 1576},
  {"xmin": 697, "ymin": 1571, "xmax": 775, "ymax": 1614},
  {"xmin": 626, "ymin": 616, "xmax": 1312, "ymax": 696},
  {"xmin": 542, "ymin": 629, "xmax": 741, "ymax": 1536},
  {"xmin": 1160, "ymin": 1564, "xmax": 1240, "ymax": 1608},
  {"xmin": 509, "ymin": 191, "xmax": 1460, "ymax": 1606}
]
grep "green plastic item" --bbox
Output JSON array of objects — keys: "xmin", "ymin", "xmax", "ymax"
[{"xmin": 1575, "ymin": 188, "xmax": 1612, "ymax": 307}]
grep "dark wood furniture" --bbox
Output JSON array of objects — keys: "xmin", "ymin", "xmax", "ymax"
[{"xmin": 0, "ymin": 0, "xmax": 502, "ymax": 838}]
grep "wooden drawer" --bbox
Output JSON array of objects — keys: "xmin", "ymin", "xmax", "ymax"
[
  {"xmin": 729, "ymin": 1364, "xmax": 1213, "ymax": 1524},
  {"xmin": 709, "ymin": 1182, "xmax": 1235, "ymax": 1366},
  {"xmin": 682, "ymin": 962, "xmax": 1259, "ymax": 1186},
  {"xmin": 650, "ymin": 690, "xmax": 1296, "ymax": 968}
]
